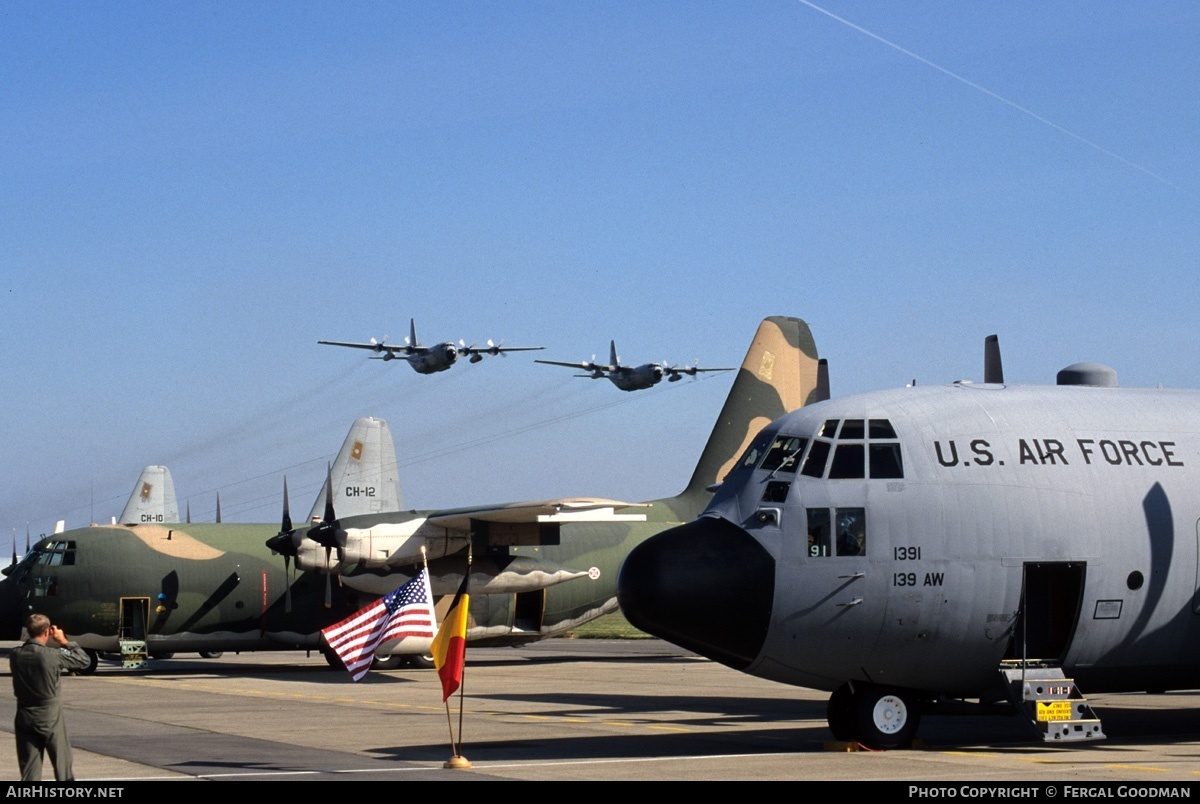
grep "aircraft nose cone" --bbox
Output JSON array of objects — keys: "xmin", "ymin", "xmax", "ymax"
[{"xmin": 618, "ymin": 516, "xmax": 774, "ymax": 670}]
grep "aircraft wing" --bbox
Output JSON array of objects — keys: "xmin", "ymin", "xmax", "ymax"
[
  {"xmin": 535, "ymin": 359, "xmax": 610, "ymax": 372},
  {"xmin": 667, "ymin": 365, "xmax": 735, "ymax": 377},
  {"xmin": 427, "ymin": 497, "xmax": 650, "ymax": 530},
  {"xmin": 461, "ymin": 345, "xmax": 545, "ymax": 355},
  {"xmin": 318, "ymin": 340, "xmax": 417, "ymax": 356}
]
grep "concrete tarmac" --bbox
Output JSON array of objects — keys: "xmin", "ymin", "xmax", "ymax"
[{"xmin": 2, "ymin": 639, "xmax": 1200, "ymax": 783}]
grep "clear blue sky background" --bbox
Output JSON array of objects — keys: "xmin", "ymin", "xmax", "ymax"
[{"xmin": 3, "ymin": 2, "xmax": 1197, "ymax": 548}]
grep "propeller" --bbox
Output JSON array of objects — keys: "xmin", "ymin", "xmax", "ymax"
[
  {"xmin": 368, "ymin": 336, "xmax": 389, "ymax": 353},
  {"xmin": 460, "ymin": 339, "xmax": 485, "ymax": 363},
  {"xmin": 264, "ymin": 477, "xmax": 301, "ymax": 612},
  {"xmin": 305, "ymin": 466, "xmax": 346, "ymax": 608}
]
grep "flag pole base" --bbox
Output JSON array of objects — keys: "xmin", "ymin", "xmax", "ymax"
[{"xmin": 444, "ymin": 755, "xmax": 472, "ymax": 769}]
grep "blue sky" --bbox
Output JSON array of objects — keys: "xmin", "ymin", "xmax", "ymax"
[{"xmin": 3, "ymin": 1, "xmax": 1197, "ymax": 546}]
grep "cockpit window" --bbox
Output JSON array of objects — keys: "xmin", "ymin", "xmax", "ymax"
[
  {"xmin": 801, "ymin": 439, "xmax": 831, "ymax": 478},
  {"xmin": 33, "ymin": 541, "xmax": 76, "ymax": 567},
  {"xmin": 797, "ymin": 418, "xmax": 902, "ymax": 480},
  {"xmin": 828, "ymin": 443, "xmax": 865, "ymax": 479},
  {"xmin": 869, "ymin": 443, "xmax": 904, "ymax": 479},
  {"xmin": 807, "ymin": 507, "xmax": 866, "ymax": 558},
  {"xmin": 839, "ymin": 419, "xmax": 865, "ymax": 439},
  {"xmin": 836, "ymin": 508, "xmax": 866, "ymax": 555},
  {"xmin": 760, "ymin": 436, "xmax": 808, "ymax": 474},
  {"xmin": 738, "ymin": 433, "xmax": 772, "ymax": 469},
  {"xmin": 869, "ymin": 419, "xmax": 897, "ymax": 439}
]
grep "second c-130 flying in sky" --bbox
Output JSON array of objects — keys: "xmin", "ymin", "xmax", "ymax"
[
  {"xmin": 536, "ymin": 340, "xmax": 734, "ymax": 392},
  {"xmin": 0, "ymin": 316, "xmax": 821, "ymax": 674}
]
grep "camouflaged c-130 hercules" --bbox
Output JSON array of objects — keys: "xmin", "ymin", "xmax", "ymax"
[{"xmin": 0, "ymin": 317, "xmax": 819, "ymax": 672}]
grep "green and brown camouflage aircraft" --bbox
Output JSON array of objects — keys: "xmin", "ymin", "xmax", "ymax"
[{"xmin": 0, "ymin": 316, "xmax": 820, "ymax": 673}]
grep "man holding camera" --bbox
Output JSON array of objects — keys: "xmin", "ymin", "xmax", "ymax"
[{"xmin": 10, "ymin": 613, "xmax": 92, "ymax": 781}]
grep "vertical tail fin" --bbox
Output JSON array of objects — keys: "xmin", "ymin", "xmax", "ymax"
[
  {"xmin": 682, "ymin": 316, "xmax": 820, "ymax": 497},
  {"xmin": 307, "ymin": 417, "xmax": 403, "ymax": 522},
  {"xmin": 609, "ymin": 340, "xmax": 619, "ymax": 368},
  {"xmin": 117, "ymin": 465, "xmax": 181, "ymax": 524}
]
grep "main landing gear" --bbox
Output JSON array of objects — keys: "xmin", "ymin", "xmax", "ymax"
[{"xmin": 826, "ymin": 682, "xmax": 922, "ymax": 750}]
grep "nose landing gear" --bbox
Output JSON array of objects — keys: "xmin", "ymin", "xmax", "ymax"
[{"xmin": 826, "ymin": 682, "xmax": 921, "ymax": 750}]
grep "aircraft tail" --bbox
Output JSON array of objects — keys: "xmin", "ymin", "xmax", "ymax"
[
  {"xmin": 307, "ymin": 417, "xmax": 403, "ymax": 522},
  {"xmin": 682, "ymin": 316, "xmax": 820, "ymax": 497},
  {"xmin": 117, "ymin": 465, "xmax": 181, "ymax": 525}
]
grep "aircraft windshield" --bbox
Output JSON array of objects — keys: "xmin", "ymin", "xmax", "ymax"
[{"xmin": 796, "ymin": 418, "xmax": 903, "ymax": 480}]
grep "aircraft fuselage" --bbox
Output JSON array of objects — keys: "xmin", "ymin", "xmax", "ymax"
[
  {"xmin": 621, "ymin": 381, "xmax": 1200, "ymax": 704},
  {"xmin": 609, "ymin": 364, "xmax": 664, "ymax": 392}
]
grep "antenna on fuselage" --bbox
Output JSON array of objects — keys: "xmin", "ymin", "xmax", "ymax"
[{"xmin": 984, "ymin": 334, "xmax": 1004, "ymax": 384}]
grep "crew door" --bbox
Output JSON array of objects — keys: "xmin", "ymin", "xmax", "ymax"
[{"xmin": 1005, "ymin": 562, "xmax": 1086, "ymax": 663}]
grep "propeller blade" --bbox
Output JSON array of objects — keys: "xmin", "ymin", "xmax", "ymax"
[
  {"xmin": 283, "ymin": 554, "xmax": 293, "ymax": 613},
  {"xmin": 324, "ymin": 547, "xmax": 333, "ymax": 608},
  {"xmin": 280, "ymin": 477, "xmax": 292, "ymax": 534},
  {"xmin": 265, "ymin": 477, "xmax": 302, "ymax": 612},
  {"xmin": 322, "ymin": 465, "xmax": 336, "ymax": 525}
]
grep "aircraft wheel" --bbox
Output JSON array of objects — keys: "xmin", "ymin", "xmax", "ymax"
[
  {"xmin": 854, "ymin": 686, "xmax": 920, "ymax": 750},
  {"xmin": 406, "ymin": 653, "xmax": 435, "ymax": 670},
  {"xmin": 150, "ymin": 651, "xmax": 175, "ymax": 660},
  {"xmin": 826, "ymin": 684, "xmax": 857, "ymax": 742},
  {"xmin": 71, "ymin": 650, "xmax": 99, "ymax": 676},
  {"xmin": 199, "ymin": 651, "xmax": 223, "ymax": 659},
  {"xmin": 372, "ymin": 654, "xmax": 406, "ymax": 670},
  {"xmin": 321, "ymin": 646, "xmax": 343, "ymax": 670}
]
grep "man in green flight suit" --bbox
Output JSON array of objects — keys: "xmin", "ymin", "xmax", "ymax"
[{"xmin": 9, "ymin": 613, "xmax": 91, "ymax": 781}]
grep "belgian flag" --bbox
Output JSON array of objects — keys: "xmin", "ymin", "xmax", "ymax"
[{"xmin": 432, "ymin": 573, "xmax": 469, "ymax": 701}]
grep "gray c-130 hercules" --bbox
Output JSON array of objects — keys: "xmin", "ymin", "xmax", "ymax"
[
  {"xmin": 619, "ymin": 334, "xmax": 1200, "ymax": 749},
  {"xmin": 319, "ymin": 318, "xmax": 544, "ymax": 374},
  {"xmin": 0, "ymin": 316, "xmax": 821, "ymax": 674},
  {"xmin": 536, "ymin": 340, "xmax": 734, "ymax": 392}
]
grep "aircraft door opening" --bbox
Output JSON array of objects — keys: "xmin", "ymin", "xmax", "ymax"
[
  {"xmin": 118, "ymin": 597, "xmax": 152, "ymax": 669},
  {"xmin": 119, "ymin": 597, "xmax": 150, "ymax": 641},
  {"xmin": 513, "ymin": 590, "xmax": 544, "ymax": 633},
  {"xmin": 1005, "ymin": 562, "xmax": 1085, "ymax": 664}
]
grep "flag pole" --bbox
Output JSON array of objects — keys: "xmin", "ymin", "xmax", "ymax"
[
  {"xmin": 442, "ymin": 546, "xmax": 472, "ymax": 769},
  {"xmin": 456, "ymin": 547, "xmax": 471, "ymax": 748}
]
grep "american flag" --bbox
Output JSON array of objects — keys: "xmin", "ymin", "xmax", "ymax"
[{"xmin": 321, "ymin": 568, "xmax": 437, "ymax": 682}]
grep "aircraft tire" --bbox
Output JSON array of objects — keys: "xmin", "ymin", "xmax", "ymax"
[
  {"xmin": 826, "ymin": 684, "xmax": 857, "ymax": 742},
  {"xmin": 150, "ymin": 651, "xmax": 175, "ymax": 660},
  {"xmin": 854, "ymin": 686, "xmax": 920, "ymax": 750},
  {"xmin": 372, "ymin": 655, "xmax": 406, "ymax": 670},
  {"xmin": 406, "ymin": 653, "xmax": 435, "ymax": 670},
  {"xmin": 199, "ymin": 651, "xmax": 223, "ymax": 659},
  {"xmin": 72, "ymin": 650, "xmax": 99, "ymax": 676},
  {"xmin": 321, "ymin": 646, "xmax": 343, "ymax": 671}
]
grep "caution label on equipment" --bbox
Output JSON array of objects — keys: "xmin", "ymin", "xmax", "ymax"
[{"xmin": 1036, "ymin": 701, "xmax": 1073, "ymax": 721}]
